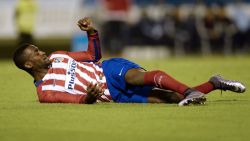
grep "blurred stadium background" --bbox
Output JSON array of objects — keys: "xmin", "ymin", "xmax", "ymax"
[
  {"xmin": 1, "ymin": 0, "xmax": 250, "ymax": 59},
  {"xmin": 1, "ymin": 1, "xmax": 250, "ymax": 141}
]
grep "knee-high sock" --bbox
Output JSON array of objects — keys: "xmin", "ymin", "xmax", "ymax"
[
  {"xmin": 144, "ymin": 71, "xmax": 189, "ymax": 95},
  {"xmin": 193, "ymin": 82, "xmax": 215, "ymax": 94}
]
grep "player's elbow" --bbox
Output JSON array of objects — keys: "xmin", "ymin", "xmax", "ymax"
[
  {"xmin": 90, "ymin": 54, "xmax": 101, "ymax": 62},
  {"xmin": 96, "ymin": 54, "xmax": 102, "ymax": 62},
  {"xmin": 38, "ymin": 97, "xmax": 48, "ymax": 103},
  {"xmin": 38, "ymin": 95, "xmax": 51, "ymax": 103},
  {"xmin": 38, "ymin": 94, "xmax": 59, "ymax": 103}
]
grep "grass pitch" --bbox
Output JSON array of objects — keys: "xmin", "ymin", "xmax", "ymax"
[{"xmin": 0, "ymin": 56, "xmax": 250, "ymax": 141}]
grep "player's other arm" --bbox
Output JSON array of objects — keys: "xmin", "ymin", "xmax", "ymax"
[
  {"xmin": 55, "ymin": 17, "xmax": 102, "ymax": 62},
  {"xmin": 38, "ymin": 91, "xmax": 88, "ymax": 104},
  {"xmin": 37, "ymin": 83, "xmax": 104, "ymax": 104}
]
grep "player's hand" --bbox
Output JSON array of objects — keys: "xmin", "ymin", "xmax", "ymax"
[
  {"xmin": 77, "ymin": 17, "xmax": 96, "ymax": 35},
  {"xmin": 85, "ymin": 83, "xmax": 104, "ymax": 104}
]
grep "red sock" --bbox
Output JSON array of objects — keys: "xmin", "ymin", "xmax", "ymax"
[
  {"xmin": 144, "ymin": 71, "xmax": 189, "ymax": 95},
  {"xmin": 193, "ymin": 82, "xmax": 215, "ymax": 94}
]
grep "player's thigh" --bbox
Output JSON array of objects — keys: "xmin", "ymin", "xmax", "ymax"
[{"xmin": 125, "ymin": 68, "xmax": 146, "ymax": 85}]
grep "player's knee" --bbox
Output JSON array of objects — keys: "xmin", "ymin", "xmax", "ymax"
[
  {"xmin": 146, "ymin": 70, "xmax": 166, "ymax": 76},
  {"xmin": 125, "ymin": 68, "xmax": 145, "ymax": 85}
]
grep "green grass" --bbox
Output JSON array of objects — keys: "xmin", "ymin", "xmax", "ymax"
[{"xmin": 1, "ymin": 56, "xmax": 250, "ymax": 141}]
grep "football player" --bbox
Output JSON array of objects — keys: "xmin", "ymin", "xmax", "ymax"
[{"xmin": 13, "ymin": 18, "xmax": 246, "ymax": 106}]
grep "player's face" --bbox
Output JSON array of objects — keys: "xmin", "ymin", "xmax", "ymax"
[{"xmin": 25, "ymin": 45, "xmax": 51, "ymax": 69}]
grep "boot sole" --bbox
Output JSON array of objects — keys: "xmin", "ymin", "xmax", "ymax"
[{"xmin": 178, "ymin": 96, "xmax": 206, "ymax": 106}]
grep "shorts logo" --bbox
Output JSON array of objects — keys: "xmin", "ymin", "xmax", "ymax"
[
  {"xmin": 118, "ymin": 67, "xmax": 124, "ymax": 76},
  {"xmin": 53, "ymin": 57, "xmax": 64, "ymax": 63},
  {"xmin": 65, "ymin": 59, "xmax": 77, "ymax": 91}
]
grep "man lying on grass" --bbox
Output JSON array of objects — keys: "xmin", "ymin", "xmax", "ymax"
[{"xmin": 13, "ymin": 17, "xmax": 246, "ymax": 106}]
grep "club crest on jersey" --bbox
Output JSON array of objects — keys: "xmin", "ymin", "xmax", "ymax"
[
  {"xmin": 65, "ymin": 59, "xmax": 77, "ymax": 91},
  {"xmin": 53, "ymin": 57, "xmax": 64, "ymax": 63}
]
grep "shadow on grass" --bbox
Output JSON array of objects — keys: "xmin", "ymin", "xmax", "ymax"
[{"xmin": 209, "ymin": 99, "xmax": 249, "ymax": 103}]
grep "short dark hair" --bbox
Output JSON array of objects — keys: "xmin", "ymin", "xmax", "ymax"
[{"xmin": 13, "ymin": 43, "xmax": 32, "ymax": 73}]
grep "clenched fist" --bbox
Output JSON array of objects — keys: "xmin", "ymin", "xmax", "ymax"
[{"xmin": 77, "ymin": 17, "xmax": 96, "ymax": 35}]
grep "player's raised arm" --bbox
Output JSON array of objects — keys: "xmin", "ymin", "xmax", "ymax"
[{"xmin": 58, "ymin": 17, "xmax": 102, "ymax": 62}]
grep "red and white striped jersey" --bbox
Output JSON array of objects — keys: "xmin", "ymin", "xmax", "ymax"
[{"xmin": 35, "ymin": 31, "xmax": 112, "ymax": 104}]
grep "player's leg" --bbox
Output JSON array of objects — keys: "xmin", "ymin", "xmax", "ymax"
[
  {"xmin": 125, "ymin": 68, "xmax": 201, "ymax": 96},
  {"xmin": 146, "ymin": 75, "xmax": 246, "ymax": 103},
  {"xmin": 125, "ymin": 68, "xmax": 206, "ymax": 106},
  {"xmin": 102, "ymin": 58, "xmax": 204, "ymax": 104},
  {"xmin": 126, "ymin": 69, "xmax": 246, "ymax": 94},
  {"xmin": 147, "ymin": 82, "xmax": 214, "ymax": 103},
  {"xmin": 209, "ymin": 75, "xmax": 246, "ymax": 93},
  {"xmin": 192, "ymin": 82, "xmax": 215, "ymax": 94},
  {"xmin": 147, "ymin": 82, "xmax": 216, "ymax": 103},
  {"xmin": 146, "ymin": 82, "xmax": 213, "ymax": 103},
  {"xmin": 147, "ymin": 88, "xmax": 183, "ymax": 103},
  {"xmin": 192, "ymin": 75, "xmax": 246, "ymax": 94}
]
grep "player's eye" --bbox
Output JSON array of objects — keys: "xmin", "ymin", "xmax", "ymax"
[{"xmin": 34, "ymin": 50, "xmax": 39, "ymax": 55}]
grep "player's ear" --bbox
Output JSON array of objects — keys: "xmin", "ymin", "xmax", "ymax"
[{"xmin": 24, "ymin": 61, "xmax": 33, "ymax": 69}]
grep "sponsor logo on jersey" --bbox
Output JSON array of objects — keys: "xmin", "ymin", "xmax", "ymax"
[
  {"xmin": 65, "ymin": 59, "xmax": 77, "ymax": 91},
  {"xmin": 53, "ymin": 57, "xmax": 64, "ymax": 63}
]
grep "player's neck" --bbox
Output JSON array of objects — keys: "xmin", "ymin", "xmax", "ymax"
[{"xmin": 32, "ymin": 68, "xmax": 48, "ymax": 81}]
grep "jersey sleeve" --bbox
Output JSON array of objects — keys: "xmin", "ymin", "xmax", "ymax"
[
  {"xmin": 51, "ymin": 31, "xmax": 102, "ymax": 62},
  {"xmin": 38, "ymin": 91, "xmax": 86, "ymax": 104},
  {"xmin": 37, "ymin": 86, "xmax": 94, "ymax": 104}
]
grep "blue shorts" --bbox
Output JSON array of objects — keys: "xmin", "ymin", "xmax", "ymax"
[{"xmin": 102, "ymin": 58, "xmax": 153, "ymax": 103}]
